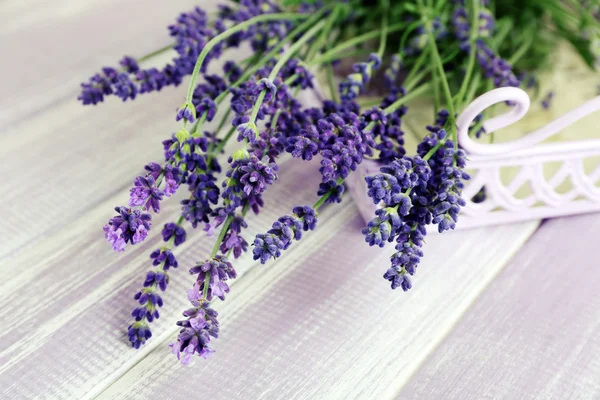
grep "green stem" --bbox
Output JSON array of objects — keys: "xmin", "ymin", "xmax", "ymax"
[
  {"xmin": 247, "ymin": 20, "xmax": 326, "ymax": 123},
  {"xmin": 309, "ymin": 49, "xmax": 372, "ymax": 65},
  {"xmin": 441, "ymin": 47, "xmax": 461, "ymax": 64},
  {"xmin": 202, "ymin": 215, "xmax": 234, "ymax": 300},
  {"xmin": 271, "ymin": 21, "xmax": 326, "ymax": 81},
  {"xmin": 377, "ymin": 8, "xmax": 389, "ymax": 57},
  {"xmin": 185, "ymin": 13, "xmax": 310, "ymax": 104},
  {"xmin": 212, "ymin": 125, "xmax": 237, "ymax": 156},
  {"xmin": 326, "ymin": 63, "xmax": 339, "ymax": 102},
  {"xmin": 137, "ymin": 43, "xmax": 174, "ymax": 63},
  {"xmin": 405, "ymin": 64, "xmax": 430, "ymax": 92},
  {"xmin": 215, "ymin": 108, "xmax": 232, "ymax": 135},
  {"xmin": 431, "ymin": 49, "xmax": 441, "ymax": 116},
  {"xmin": 211, "ymin": 217, "xmax": 233, "ymax": 259},
  {"xmin": 364, "ymin": 82, "xmax": 431, "ymax": 134},
  {"xmin": 226, "ymin": 205, "xmax": 250, "ymax": 258},
  {"xmin": 463, "ymin": 73, "xmax": 482, "ymax": 109},
  {"xmin": 249, "ymin": 91, "xmax": 267, "ymax": 122},
  {"xmin": 508, "ymin": 32, "xmax": 535, "ymax": 65},
  {"xmin": 399, "ymin": 20, "xmax": 424, "ymax": 54},
  {"xmin": 426, "ymin": 25, "xmax": 457, "ymax": 142},
  {"xmin": 235, "ymin": 8, "xmax": 329, "ymax": 87},
  {"xmin": 384, "ymin": 82, "xmax": 431, "ymax": 114},
  {"xmin": 404, "ymin": 49, "xmax": 429, "ymax": 85},
  {"xmin": 284, "ymin": 73, "xmax": 300, "ymax": 86},
  {"xmin": 455, "ymin": 0, "xmax": 480, "ymax": 106},
  {"xmin": 358, "ymin": 97, "xmax": 383, "ymax": 108},
  {"xmin": 306, "ymin": 5, "xmax": 340, "ymax": 61},
  {"xmin": 271, "ymin": 110, "xmax": 283, "ymax": 131},
  {"xmin": 310, "ymin": 22, "xmax": 405, "ymax": 66},
  {"xmin": 423, "ymin": 140, "xmax": 445, "ymax": 161},
  {"xmin": 313, "ymin": 178, "xmax": 344, "ymax": 211}
]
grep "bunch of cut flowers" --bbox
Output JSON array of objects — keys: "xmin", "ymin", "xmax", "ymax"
[{"xmin": 80, "ymin": 0, "xmax": 600, "ymax": 364}]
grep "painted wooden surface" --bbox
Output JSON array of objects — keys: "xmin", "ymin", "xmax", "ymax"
[
  {"xmin": 0, "ymin": 1, "xmax": 597, "ymax": 400},
  {"xmin": 398, "ymin": 214, "xmax": 600, "ymax": 400}
]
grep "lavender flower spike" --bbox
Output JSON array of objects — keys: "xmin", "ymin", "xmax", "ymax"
[
  {"xmin": 253, "ymin": 206, "xmax": 318, "ymax": 264},
  {"xmin": 171, "ymin": 302, "xmax": 220, "ymax": 364},
  {"xmin": 176, "ymin": 101, "xmax": 196, "ymax": 123},
  {"xmin": 171, "ymin": 255, "xmax": 236, "ymax": 364},
  {"xmin": 103, "ymin": 206, "xmax": 152, "ymax": 252}
]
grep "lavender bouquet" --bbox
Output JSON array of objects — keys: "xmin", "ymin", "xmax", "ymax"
[{"xmin": 80, "ymin": 0, "xmax": 599, "ymax": 364}]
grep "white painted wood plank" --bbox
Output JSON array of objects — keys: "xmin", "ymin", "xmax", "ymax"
[
  {"xmin": 0, "ymin": 158, "xmax": 329, "ymax": 400},
  {"xmin": 397, "ymin": 213, "xmax": 600, "ymax": 400},
  {"xmin": 97, "ymin": 219, "xmax": 539, "ymax": 400}
]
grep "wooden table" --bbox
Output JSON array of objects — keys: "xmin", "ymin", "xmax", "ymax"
[{"xmin": 1, "ymin": 1, "xmax": 599, "ymax": 399}]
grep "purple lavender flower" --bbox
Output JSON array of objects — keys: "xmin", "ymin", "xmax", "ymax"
[
  {"xmin": 171, "ymin": 302, "xmax": 219, "ymax": 365},
  {"xmin": 237, "ymin": 122, "xmax": 260, "ymax": 144},
  {"xmin": 220, "ymin": 230, "xmax": 248, "ymax": 259},
  {"xmin": 78, "ymin": 67, "xmax": 119, "ymax": 105},
  {"xmin": 163, "ymin": 164, "xmax": 183, "ymax": 196},
  {"xmin": 372, "ymin": 87, "xmax": 408, "ymax": 163},
  {"xmin": 188, "ymin": 255, "xmax": 237, "ymax": 301},
  {"xmin": 239, "ymin": 156, "xmax": 277, "ymax": 195},
  {"xmin": 144, "ymin": 270, "xmax": 169, "ymax": 291},
  {"xmin": 253, "ymin": 206, "xmax": 318, "ymax": 264},
  {"xmin": 223, "ymin": 155, "xmax": 277, "ymax": 211},
  {"xmin": 128, "ymin": 321, "xmax": 152, "ymax": 349},
  {"xmin": 136, "ymin": 68, "xmax": 166, "ymax": 93},
  {"xmin": 254, "ymin": 78, "xmax": 278, "ymax": 101},
  {"xmin": 224, "ymin": 61, "xmax": 242, "ymax": 83},
  {"xmin": 384, "ymin": 224, "xmax": 426, "ymax": 291},
  {"xmin": 312, "ymin": 112, "xmax": 375, "ymax": 183},
  {"xmin": 385, "ymin": 54, "xmax": 402, "ymax": 86},
  {"xmin": 404, "ymin": 20, "xmax": 447, "ymax": 55},
  {"xmin": 363, "ymin": 107, "xmax": 471, "ymax": 291},
  {"xmin": 339, "ymin": 53, "xmax": 383, "ymax": 101},
  {"xmin": 112, "ymin": 73, "xmax": 138, "ymax": 102},
  {"xmin": 317, "ymin": 180, "xmax": 345, "ymax": 203},
  {"xmin": 182, "ymin": 175, "xmax": 220, "ymax": 228},
  {"xmin": 132, "ymin": 290, "xmax": 163, "ymax": 322},
  {"xmin": 292, "ymin": 205, "xmax": 318, "ymax": 231},
  {"xmin": 162, "ymin": 222, "xmax": 187, "ymax": 246},
  {"xmin": 150, "ymin": 249, "xmax": 178, "ymax": 270},
  {"xmin": 541, "ymin": 91, "xmax": 554, "ymax": 109},
  {"xmin": 281, "ymin": 59, "xmax": 314, "ymax": 89},
  {"xmin": 363, "ymin": 157, "xmax": 431, "ymax": 247},
  {"xmin": 193, "ymin": 74, "xmax": 228, "ymax": 102},
  {"xmin": 196, "ymin": 97, "xmax": 217, "ymax": 121},
  {"xmin": 176, "ymin": 103, "xmax": 195, "ymax": 123},
  {"xmin": 253, "ymin": 233, "xmax": 282, "ymax": 263},
  {"xmin": 119, "ymin": 56, "xmax": 139, "ymax": 73},
  {"xmin": 139, "ymin": 162, "xmax": 183, "ymax": 200},
  {"xmin": 475, "ymin": 40, "xmax": 520, "ymax": 87},
  {"xmin": 452, "ymin": 6, "xmax": 520, "ymax": 88},
  {"xmin": 129, "ymin": 175, "xmax": 164, "ymax": 213},
  {"xmin": 285, "ymin": 126, "xmax": 320, "ymax": 160},
  {"xmin": 103, "ymin": 207, "xmax": 152, "ymax": 252},
  {"xmin": 219, "ymin": 216, "xmax": 248, "ymax": 259},
  {"xmin": 79, "ymin": 2, "xmax": 286, "ymax": 105}
]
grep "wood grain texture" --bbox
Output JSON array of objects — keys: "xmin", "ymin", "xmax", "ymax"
[
  {"xmin": 0, "ymin": 159, "xmax": 331, "ymax": 399},
  {"xmin": 398, "ymin": 214, "xmax": 600, "ymax": 400},
  {"xmin": 97, "ymin": 219, "xmax": 538, "ymax": 400}
]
